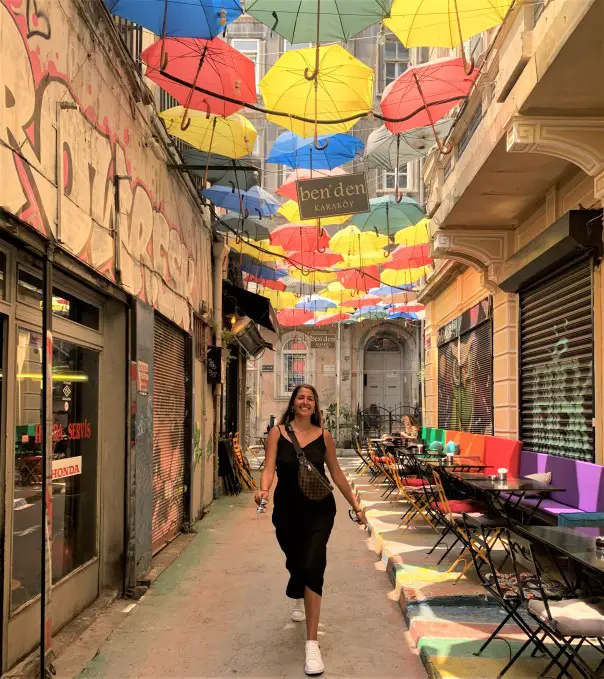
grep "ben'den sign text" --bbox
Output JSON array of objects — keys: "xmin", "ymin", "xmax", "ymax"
[{"xmin": 296, "ymin": 173, "xmax": 370, "ymax": 220}]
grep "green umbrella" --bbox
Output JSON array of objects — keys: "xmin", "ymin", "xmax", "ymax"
[
  {"xmin": 246, "ymin": 0, "xmax": 393, "ymax": 43},
  {"xmin": 365, "ymin": 119, "xmax": 455, "ymax": 172},
  {"xmin": 181, "ymin": 150, "xmax": 260, "ymax": 191},
  {"xmin": 351, "ymin": 196, "xmax": 426, "ymax": 236}
]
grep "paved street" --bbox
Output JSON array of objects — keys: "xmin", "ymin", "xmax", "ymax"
[{"xmin": 71, "ymin": 463, "xmax": 424, "ymax": 679}]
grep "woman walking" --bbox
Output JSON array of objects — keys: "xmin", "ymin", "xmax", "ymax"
[{"xmin": 255, "ymin": 384, "xmax": 368, "ymax": 675}]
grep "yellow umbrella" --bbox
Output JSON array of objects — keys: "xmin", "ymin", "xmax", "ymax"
[
  {"xmin": 385, "ymin": 0, "xmax": 515, "ymax": 69},
  {"xmin": 381, "ymin": 266, "xmax": 432, "ymax": 287},
  {"xmin": 288, "ymin": 268, "xmax": 337, "ymax": 284},
  {"xmin": 260, "ymin": 45, "xmax": 374, "ymax": 139},
  {"xmin": 160, "ymin": 107, "xmax": 256, "ymax": 159},
  {"xmin": 322, "ymin": 282, "xmax": 363, "ymax": 303},
  {"xmin": 226, "ymin": 237, "xmax": 285, "ymax": 263},
  {"xmin": 258, "ymin": 289, "xmax": 298, "ymax": 310},
  {"xmin": 336, "ymin": 251, "xmax": 391, "ymax": 268},
  {"xmin": 278, "ymin": 200, "xmax": 350, "ymax": 227},
  {"xmin": 329, "ymin": 225, "xmax": 389, "ymax": 257},
  {"xmin": 315, "ymin": 305, "xmax": 355, "ymax": 317},
  {"xmin": 394, "ymin": 218, "xmax": 430, "ymax": 246}
]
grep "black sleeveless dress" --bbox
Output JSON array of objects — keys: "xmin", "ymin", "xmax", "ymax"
[{"xmin": 272, "ymin": 427, "xmax": 337, "ymax": 599}]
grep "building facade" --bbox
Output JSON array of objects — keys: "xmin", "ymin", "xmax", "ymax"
[
  {"xmin": 0, "ymin": 0, "xmax": 218, "ymax": 670},
  {"xmin": 420, "ymin": 1, "xmax": 604, "ymax": 462}
]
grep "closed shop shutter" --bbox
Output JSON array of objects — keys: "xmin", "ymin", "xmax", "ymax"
[
  {"xmin": 520, "ymin": 257, "xmax": 594, "ymax": 460},
  {"xmin": 152, "ymin": 315, "xmax": 186, "ymax": 554},
  {"xmin": 438, "ymin": 298, "xmax": 493, "ymax": 435}
]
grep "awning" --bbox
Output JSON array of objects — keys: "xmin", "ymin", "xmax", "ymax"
[{"xmin": 223, "ymin": 280, "xmax": 277, "ymax": 333}]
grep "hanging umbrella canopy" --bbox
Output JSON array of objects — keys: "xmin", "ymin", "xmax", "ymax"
[
  {"xmin": 394, "ymin": 218, "xmax": 430, "ymax": 246},
  {"xmin": 391, "ymin": 303, "xmax": 425, "ymax": 314},
  {"xmin": 387, "ymin": 243, "xmax": 432, "ymax": 268},
  {"xmin": 258, "ymin": 289, "xmax": 299, "ymax": 310},
  {"xmin": 381, "ymin": 57, "xmax": 479, "ymax": 135},
  {"xmin": 160, "ymin": 107, "xmax": 256, "ymax": 158},
  {"xmin": 287, "ymin": 268, "xmax": 337, "ymax": 283},
  {"xmin": 351, "ymin": 196, "xmax": 425, "ymax": 236},
  {"xmin": 385, "ymin": 0, "xmax": 515, "ymax": 49},
  {"xmin": 244, "ymin": 274, "xmax": 286, "ymax": 291},
  {"xmin": 287, "ymin": 250, "xmax": 343, "ymax": 268},
  {"xmin": 337, "ymin": 266, "xmax": 380, "ymax": 292},
  {"xmin": 337, "ymin": 252, "xmax": 390, "ymax": 268},
  {"xmin": 260, "ymin": 45, "xmax": 374, "ymax": 138},
  {"xmin": 315, "ymin": 313, "xmax": 352, "ymax": 327},
  {"xmin": 346, "ymin": 295, "xmax": 382, "ymax": 310},
  {"xmin": 246, "ymin": 0, "xmax": 393, "ymax": 43},
  {"xmin": 365, "ymin": 120, "xmax": 455, "ymax": 171},
  {"xmin": 241, "ymin": 262, "xmax": 287, "ymax": 280},
  {"xmin": 278, "ymin": 200, "xmax": 350, "ymax": 227},
  {"xmin": 182, "ymin": 150, "xmax": 259, "ymax": 191},
  {"xmin": 214, "ymin": 215, "xmax": 270, "ymax": 240},
  {"xmin": 277, "ymin": 308, "xmax": 314, "ymax": 327},
  {"xmin": 322, "ymin": 282, "xmax": 363, "ymax": 304},
  {"xmin": 267, "ymin": 132, "xmax": 364, "ymax": 170},
  {"xmin": 269, "ymin": 224, "xmax": 331, "ymax": 252},
  {"xmin": 353, "ymin": 308, "xmax": 390, "ymax": 321},
  {"xmin": 381, "ymin": 266, "xmax": 432, "ymax": 287},
  {"xmin": 389, "ymin": 311, "xmax": 421, "ymax": 321},
  {"xmin": 295, "ymin": 295, "xmax": 337, "ymax": 312},
  {"xmin": 277, "ymin": 168, "xmax": 347, "ymax": 202},
  {"xmin": 329, "ymin": 225, "xmax": 388, "ymax": 257},
  {"xmin": 141, "ymin": 37, "xmax": 257, "ymax": 119},
  {"xmin": 106, "ymin": 0, "xmax": 242, "ymax": 39},
  {"xmin": 202, "ymin": 185, "xmax": 280, "ymax": 217},
  {"xmin": 283, "ymin": 278, "xmax": 317, "ymax": 296},
  {"xmin": 226, "ymin": 237, "xmax": 285, "ymax": 263}
]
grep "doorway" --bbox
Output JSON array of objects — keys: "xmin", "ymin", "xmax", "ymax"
[{"xmin": 363, "ymin": 336, "xmax": 409, "ymax": 411}]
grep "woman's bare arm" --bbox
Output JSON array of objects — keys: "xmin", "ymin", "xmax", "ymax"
[
  {"xmin": 323, "ymin": 431, "xmax": 363, "ymax": 514},
  {"xmin": 256, "ymin": 425, "xmax": 279, "ymax": 503}
]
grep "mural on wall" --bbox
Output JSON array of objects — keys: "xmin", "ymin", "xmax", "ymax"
[{"xmin": 0, "ymin": 0, "xmax": 210, "ymax": 330}]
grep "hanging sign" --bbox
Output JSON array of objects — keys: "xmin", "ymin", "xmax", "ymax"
[
  {"xmin": 52, "ymin": 456, "xmax": 82, "ymax": 480},
  {"xmin": 207, "ymin": 345, "xmax": 222, "ymax": 384},
  {"xmin": 311, "ymin": 334, "xmax": 336, "ymax": 349},
  {"xmin": 296, "ymin": 172, "xmax": 370, "ymax": 220},
  {"xmin": 261, "ymin": 364, "xmax": 274, "ymax": 372}
]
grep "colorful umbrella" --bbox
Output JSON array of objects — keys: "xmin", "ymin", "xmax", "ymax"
[
  {"xmin": 386, "ymin": 0, "xmax": 515, "ymax": 70},
  {"xmin": 203, "ymin": 186, "xmax": 279, "ymax": 217},
  {"xmin": 107, "ymin": 1, "xmax": 242, "ymax": 39},
  {"xmin": 269, "ymin": 224, "xmax": 330, "ymax": 252},
  {"xmin": 337, "ymin": 252, "xmax": 390, "ymax": 268},
  {"xmin": 353, "ymin": 307, "xmax": 390, "ymax": 321},
  {"xmin": 390, "ymin": 304, "xmax": 425, "ymax": 314},
  {"xmin": 315, "ymin": 313, "xmax": 352, "ymax": 327},
  {"xmin": 276, "ymin": 168, "xmax": 347, "ymax": 202},
  {"xmin": 369, "ymin": 284, "xmax": 416, "ymax": 297},
  {"xmin": 329, "ymin": 225, "xmax": 388, "ymax": 257},
  {"xmin": 160, "ymin": 107, "xmax": 256, "ymax": 159},
  {"xmin": 267, "ymin": 132, "xmax": 364, "ymax": 170},
  {"xmin": 260, "ymin": 45, "xmax": 374, "ymax": 139},
  {"xmin": 258, "ymin": 289, "xmax": 299, "ymax": 310},
  {"xmin": 287, "ymin": 268, "xmax": 337, "ymax": 284},
  {"xmin": 215, "ymin": 215, "xmax": 270, "ymax": 240},
  {"xmin": 226, "ymin": 237, "xmax": 285, "ymax": 262},
  {"xmin": 277, "ymin": 308, "xmax": 314, "ymax": 327},
  {"xmin": 246, "ymin": 0, "xmax": 393, "ymax": 43},
  {"xmin": 386, "ymin": 243, "xmax": 432, "ymax": 268},
  {"xmin": 278, "ymin": 200, "xmax": 350, "ymax": 227},
  {"xmin": 244, "ymin": 274, "xmax": 286, "ymax": 291},
  {"xmin": 381, "ymin": 57, "xmax": 479, "ymax": 146},
  {"xmin": 241, "ymin": 262, "xmax": 287, "ymax": 280},
  {"xmin": 287, "ymin": 251, "xmax": 343, "ymax": 268},
  {"xmin": 381, "ymin": 266, "xmax": 431, "ymax": 287},
  {"xmin": 394, "ymin": 218, "xmax": 430, "ymax": 246},
  {"xmin": 351, "ymin": 196, "xmax": 425, "ymax": 236},
  {"xmin": 337, "ymin": 266, "xmax": 380, "ymax": 292},
  {"xmin": 295, "ymin": 295, "xmax": 337, "ymax": 312},
  {"xmin": 182, "ymin": 150, "xmax": 259, "ymax": 191},
  {"xmin": 141, "ymin": 37, "xmax": 257, "ymax": 121},
  {"xmin": 389, "ymin": 311, "xmax": 421, "ymax": 321},
  {"xmin": 322, "ymin": 282, "xmax": 364, "ymax": 304},
  {"xmin": 346, "ymin": 295, "xmax": 382, "ymax": 310}
]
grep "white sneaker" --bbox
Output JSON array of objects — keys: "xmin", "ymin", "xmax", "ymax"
[
  {"xmin": 291, "ymin": 599, "xmax": 305, "ymax": 622},
  {"xmin": 305, "ymin": 640, "xmax": 324, "ymax": 676}
]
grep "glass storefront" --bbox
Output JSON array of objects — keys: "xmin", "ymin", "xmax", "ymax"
[{"xmin": 12, "ymin": 329, "xmax": 99, "ymax": 610}]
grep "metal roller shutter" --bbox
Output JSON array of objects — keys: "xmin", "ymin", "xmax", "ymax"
[
  {"xmin": 152, "ymin": 315, "xmax": 186, "ymax": 554},
  {"xmin": 520, "ymin": 257, "xmax": 594, "ymax": 460},
  {"xmin": 438, "ymin": 340, "xmax": 457, "ymax": 431}
]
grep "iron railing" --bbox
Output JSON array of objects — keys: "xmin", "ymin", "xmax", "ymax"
[{"xmin": 357, "ymin": 404, "xmax": 421, "ymax": 438}]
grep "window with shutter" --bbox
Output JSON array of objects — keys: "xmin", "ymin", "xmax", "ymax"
[{"xmin": 520, "ymin": 257, "xmax": 594, "ymax": 460}]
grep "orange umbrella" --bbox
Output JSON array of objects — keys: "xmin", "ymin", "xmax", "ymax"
[
  {"xmin": 287, "ymin": 251, "xmax": 343, "ymax": 268},
  {"xmin": 385, "ymin": 243, "xmax": 433, "ymax": 269},
  {"xmin": 270, "ymin": 224, "xmax": 330, "ymax": 252},
  {"xmin": 277, "ymin": 308, "xmax": 314, "ymax": 327},
  {"xmin": 337, "ymin": 266, "xmax": 380, "ymax": 292}
]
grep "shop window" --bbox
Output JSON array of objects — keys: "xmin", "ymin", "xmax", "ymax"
[
  {"xmin": 12, "ymin": 329, "xmax": 99, "ymax": 610},
  {"xmin": 231, "ymin": 39, "xmax": 262, "ymax": 88},
  {"xmin": 284, "ymin": 40, "xmax": 312, "ymax": 51},
  {"xmin": 17, "ymin": 269, "xmax": 100, "ymax": 330},
  {"xmin": 383, "ymin": 40, "xmax": 409, "ymax": 88},
  {"xmin": 283, "ymin": 338, "xmax": 307, "ymax": 394},
  {"xmin": 382, "ymin": 165, "xmax": 408, "ymax": 191}
]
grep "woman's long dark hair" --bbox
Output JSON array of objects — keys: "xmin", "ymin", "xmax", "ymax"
[{"xmin": 279, "ymin": 384, "xmax": 322, "ymax": 427}]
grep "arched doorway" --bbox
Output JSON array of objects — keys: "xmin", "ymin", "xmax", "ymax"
[{"xmin": 363, "ymin": 335, "xmax": 410, "ymax": 411}]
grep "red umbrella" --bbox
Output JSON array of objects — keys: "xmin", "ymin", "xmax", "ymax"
[
  {"xmin": 346, "ymin": 295, "xmax": 382, "ymax": 309},
  {"xmin": 270, "ymin": 224, "xmax": 330, "ymax": 252},
  {"xmin": 385, "ymin": 244, "xmax": 433, "ymax": 269},
  {"xmin": 244, "ymin": 274, "xmax": 286, "ymax": 291},
  {"xmin": 391, "ymin": 304, "xmax": 425, "ymax": 314},
  {"xmin": 277, "ymin": 308, "xmax": 314, "ymax": 327},
  {"xmin": 276, "ymin": 168, "xmax": 347, "ymax": 202},
  {"xmin": 381, "ymin": 57, "xmax": 478, "ymax": 141},
  {"xmin": 337, "ymin": 266, "xmax": 379, "ymax": 292},
  {"xmin": 315, "ymin": 314, "xmax": 351, "ymax": 327},
  {"xmin": 287, "ymin": 250, "xmax": 343, "ymax": 268},
  {"xmin": 141, "ymin": 37, "xmax": 257, "ymax": 122}
]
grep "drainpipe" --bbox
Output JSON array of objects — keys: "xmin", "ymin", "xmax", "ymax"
[
  {"xmin": 418, "ymin": 157, "xmax": 425, "ymax": 209},
  {"xmin": 335, "ymin": 323, "xmax": 342, "ymax": 444},
  {"xmin": 212, "ymin": 239, "xmax": 228, "ymax": 498}
]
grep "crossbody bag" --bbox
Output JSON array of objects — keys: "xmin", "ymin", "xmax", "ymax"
[{"xmin": 285, "ymin": 424, "xmax": 334, "ymax": 501}]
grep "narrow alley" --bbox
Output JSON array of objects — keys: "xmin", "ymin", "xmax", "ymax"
[{"xmin": 59, "ymin": 460, "xmax": 423, "ymax": 679}]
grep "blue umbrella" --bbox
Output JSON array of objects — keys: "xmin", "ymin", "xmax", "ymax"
[
  {"xmin": 241, "ymin": 263, "xmax": 287, "ymax": 281},
  {"xmin": 369, "ymin": 284, "xmax": 414, "ymax": 296},
  {"xmin": 106, "ymin": 1, "xmax": 243, "ymax": 38},
  {"xmin": 295, "ymin": 295, "xmax": 337, "ymax": 312},
  {"xmin": 266, "ymin": 132, "xmax": 364, "ymax": 170},
  {"xmin": 389, "ymin": 312, "xmax": 420, "ymax": 320},
  {"xmin": 202, "ymin": 185, "xmax": 279, "ymax": 217}
]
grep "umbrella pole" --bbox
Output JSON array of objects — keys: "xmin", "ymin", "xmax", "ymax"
[
  {"xmin": 303, "ymin": 0, "xmax": 329, "ymax": 152},
  {"xmin": 411, "ymin": 72, "xmax": 453, "ymax": 155},
  {"xmin": 395, "ymin": 134, "xmax": 403, "ymax": 204},
  {"xmin": 453, "ymin": 0, "xmax": 475, "ymax": 75},
  {"xmin": 181, "ymin": 44, "xmax": 208, "ymax": 131},
  {"xmin": 159, "ymin": 0, "xmax": 169, "ymax": 70},
  {"xmin": 203, "ymin": 117, "xmax": 218, "ymax": 187}
]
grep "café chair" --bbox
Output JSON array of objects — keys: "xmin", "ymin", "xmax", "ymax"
[{"xmin": 386, "ymin": 455, "xmax": 440, "ymax": 533}]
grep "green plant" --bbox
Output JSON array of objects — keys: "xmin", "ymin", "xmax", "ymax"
[
  {"xmin": 221, "ymin": 328, "xmax": 238, "ymax": 362},
  {"xmin": 193, "ymin": 423, "xmax": 204, "ymax": 467},
  {"xmin": 206, "ymin": 436, "xmax": 214, "ymax": 461}
]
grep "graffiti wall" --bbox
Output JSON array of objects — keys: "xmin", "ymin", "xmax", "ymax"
[{"xmin": 0, "ymin": 0, "xmax": 212, "ymax": 330}]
